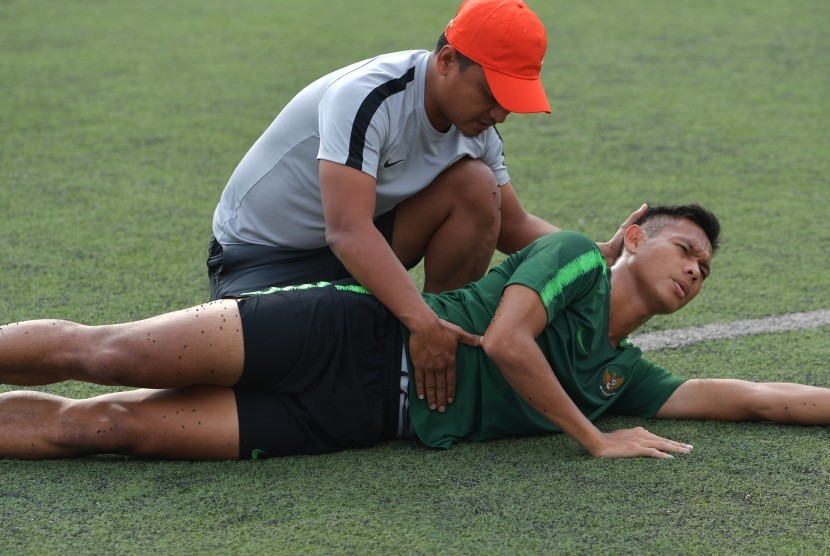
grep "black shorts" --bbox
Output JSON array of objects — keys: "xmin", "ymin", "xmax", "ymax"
[
  {"xmin": 208, "ymin": 209, "xmax": 397, "ymax": 299},
  {"xmin": 232, "ymin": 283, "xmax": 403, "ymax": 459}
]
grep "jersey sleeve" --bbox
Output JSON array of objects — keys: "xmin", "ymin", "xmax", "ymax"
[
  {"xmin": 481, "ymin": 127, "xmax": 510, "ymax": 186},
  {"xmin": 316, "ymin": 73, "xmax": 389, "ymax": 179},
  {"xmin": 504, "ymin": 231, "xmax": 607, "ymax": 324}
]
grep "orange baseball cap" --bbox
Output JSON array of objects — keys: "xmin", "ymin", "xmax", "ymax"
[{"xmin": 445, "ymin": 0, "xmax": 551, "ymax": 114}]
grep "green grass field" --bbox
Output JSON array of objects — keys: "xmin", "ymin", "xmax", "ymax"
[{"xmin": 2, "ymin": 0, "xmax": 829, "ymax": 553}]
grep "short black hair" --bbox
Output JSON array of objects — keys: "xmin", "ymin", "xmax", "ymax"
[
  {"xmin": 632, "ymin": 204, "xmax": 721, "ymax": 253},
  {"xmin": 434, "ymin": 32, "xmax": 477, "ymax": 71}
]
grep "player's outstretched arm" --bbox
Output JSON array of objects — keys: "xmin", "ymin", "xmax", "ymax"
[
  {"xmin": 656, "ymin": 378, "xmax": 830, "ymax": 425},
  {"xmin": 482, "ymin": 284, "xmax": 693, "ymax": 459},
  {"xmin": 0, "ymin": 299, "xmax": 244, "ymax": 388}
]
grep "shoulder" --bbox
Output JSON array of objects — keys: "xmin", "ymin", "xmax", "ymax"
[
  {"xmin": 499, "ymin": 231, "xmax": 606, "ymax": 304},
  {"xmin": 523, "ymin": 230, "xmax": 601, "ymax": 262},
  {"xmin": 323, "ymin": 50, "xmax": 427, "ymax": 97}
]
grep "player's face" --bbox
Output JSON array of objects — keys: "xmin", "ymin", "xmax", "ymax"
[
  {"xmin": 441, "ymin": 58, "xmax": 511, "ymax": 137},
  {"xmin": 636, "ymin": 219, "xmax": 713, "ymax": 314}
]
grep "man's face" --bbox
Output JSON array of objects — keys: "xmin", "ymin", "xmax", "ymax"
[
  {"xmin": 633, "ymin": 218, "xmax": 713, "ymax": 314},
  {"xmin": 440, "ymin": 57, "xmax": 510, "ymax": 137}
]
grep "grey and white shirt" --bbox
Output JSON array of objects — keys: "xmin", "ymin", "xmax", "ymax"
[{"xmin": 212, "ymin": 50, "xmax": 510, "ymax": 250}]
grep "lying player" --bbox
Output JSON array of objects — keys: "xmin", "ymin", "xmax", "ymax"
[{"xmin": 1, "ymin": 204, "xmax": 827, "ymax": 460}]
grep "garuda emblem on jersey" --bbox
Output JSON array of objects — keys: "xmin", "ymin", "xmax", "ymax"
[{"xmin": 599, "ymin": 368, "xmax": 625, "ymax": 399}]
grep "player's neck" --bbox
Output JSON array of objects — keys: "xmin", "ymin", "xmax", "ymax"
[{"xmin": 608, "ymin": 267, "xmax": 653, "ymax": 345}]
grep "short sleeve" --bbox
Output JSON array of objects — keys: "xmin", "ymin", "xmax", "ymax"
[
  {"xmin": 481, "ymin": 128, "xmax": 510, "ymax": 186},
  {"xmin": 505, "ymin": 231, "xmax": 607, "ymax": 324},
  {"xmin": 317, "ymin": 78, "xmax": 388, "ymax": 178}
]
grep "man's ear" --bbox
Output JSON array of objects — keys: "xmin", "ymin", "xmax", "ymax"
[
  {"xmin": 623, "ymin": 224, "xmax": 644, "ymax": 254},
  {"xmin": 436, "ymin": 45, "xmax": 456, "ymax": 76}
]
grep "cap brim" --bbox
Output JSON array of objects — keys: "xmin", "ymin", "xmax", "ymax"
[{"xmin": 482, "ymin": 66, "xmax": 551, "ymax": 114}]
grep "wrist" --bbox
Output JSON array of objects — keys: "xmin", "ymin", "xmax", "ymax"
[
  {"xmin": 566, "ymin": 423, "xmax": 606, "ymax": 457},
  {"xmin": 401, "ymin": 309, "xmax": 440, "ymax": 333},
  {"xmin": 581, "ymin": 430, "xmax": 608, "ymax": 457}
]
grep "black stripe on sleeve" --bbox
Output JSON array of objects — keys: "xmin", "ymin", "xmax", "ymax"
[{"xmin": 346, "ymin": 66, "xmax": 416, "ymax": 171}]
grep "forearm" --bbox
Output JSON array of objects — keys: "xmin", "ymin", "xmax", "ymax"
[
  {"xmin": 496, "ymin": 184, "xmax": 558, "ymax": 255},
  {"xmin": 485, "ymin": 336, "xmax": 604, "ymax": 454},
  {"xmin": 327, "ymin": 224, "xmax": 436, "ymax": 330},
  {"xmin": 481, "ymin": 285, "xmax": 690, "ymax": 459},
  {"xmin": 497, "ymin": 213, "xmax": 558, "ymax": 255}
]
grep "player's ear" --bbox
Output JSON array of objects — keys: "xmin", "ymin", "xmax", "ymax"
[{"xmin": 623, "ymin": 224, "xmax": 644, "ymax": 254}]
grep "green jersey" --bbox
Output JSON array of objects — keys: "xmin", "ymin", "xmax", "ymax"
[{"xmin": 406, "ymin": 231, "xmax": 685, "ymax": 449}]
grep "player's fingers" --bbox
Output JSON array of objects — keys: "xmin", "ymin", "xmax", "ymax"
[
  {"xmin": 648, "ymin": 448, "xmax": 676, "ymax": 460},
  {"xmin": 620, "ymin": 203, "xmax": 648, "ymax": 229},
  {"xmin": 645, "ymin": 435, "xmax": 693, "ymax": 455},
  {"xmin": 446, "ymin": 357, "xmax": 457, "ymax": 405},
  {"xmin": 608, "ymin": 204, "xmax": 649, "ymax": 252},
  {"xmin": 457, "ymin": 330, "xmax": 483, "ymax": 347},
  {"xmin": 626, "ymin": 427, "xmax": 692, "ymax": 456},
  {"xmin": 414, "ymin": 366, "xmax": 425, "ymax": 401},
  {"xmin": 664, "ymin": 441, "xmax": 693, "ymax": 454},
  {"xmin": 436, "ymin": 353, "xmax": 456, "ymax": 411},
  {"xmin": 423, "ymin": 362, "xmax": 438, "ymax": 410},
  {"xmin": 433, "ymin": 351, "xmax": 454, "ymax": 411}
]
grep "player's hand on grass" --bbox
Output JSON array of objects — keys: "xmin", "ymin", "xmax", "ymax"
[
  {"xmin": 409, "ymin": 318, "xmax": 481, "ymax": 412},
  {"xmin": 587, "ymin": 427, "xmax": 693, "ymax": 459},
  {"xmin": 596, "ymin": 203, "xmax": 649, "ymax": 267}
]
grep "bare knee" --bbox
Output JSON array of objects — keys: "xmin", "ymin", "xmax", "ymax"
[
  {"xmin": 33, "ymin": 321, "xmax": 115, "ymax": 383},
  {"xmin": 442, "ymin": 158, "xmax": 501, "ymax": 227},
  {"xmin": 421, "ymin": 158, "xmax": 501, "ymax": 253},
  {"xmin": 408, "ymin": 158, "xmax": 501, "ymax": 228},
  {"xmin": 733, "ymin": 382, "xmax": 769, "ymax": 420},
  {"xmin": 60, "ymin": 326, "xmax": 139, "ymax": 386},
  {"xmin": 21, "ymin": 322, "xmax": 109, "ymax": 386},
  {"xmin": 393, "ymin": 158, "xmax": 501, "ymax": 269},
  {"xmin": 720, "ymin": 380, "xmax": 793, "ymax": 422},
  {"xmin": 51, "ymin": 400, "xmax": 136, "ymax": 455}
]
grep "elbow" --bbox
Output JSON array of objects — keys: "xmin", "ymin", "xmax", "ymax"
[
  {"xmin": 324, "ymin": 227, "xmax": 340, "ymax": 252},
  {"xmin": 480, "ymin": 330, "xmax": 500, "ymax": 359},
  {"xmin": 324, "ymin": 213, "xmax": 373, "ymax": 252},
  {"xmin": 481, "ymin": 330, "xmax": 523, "ymax": 367},
  {"xmin": 324, "ymin": 221, "xmax": 352, "ymax": 254}
]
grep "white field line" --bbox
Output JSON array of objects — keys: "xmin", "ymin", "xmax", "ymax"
[{"xmin": 630, "ymin": 309, "xmax": 830, "ymax": 351}]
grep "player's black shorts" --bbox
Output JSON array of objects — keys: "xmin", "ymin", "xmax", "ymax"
[
  {"xmin": 232, "ymin": 283, "xmax": 403, "ymax": 459},
  {"xmin": 208, "ymin": 209, "xmax": 397, "ymax": 299}
]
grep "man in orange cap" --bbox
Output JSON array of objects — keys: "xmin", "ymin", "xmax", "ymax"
[{"xmin": 208, "ymin": 0, "xmax": 645, "ymax": 415}]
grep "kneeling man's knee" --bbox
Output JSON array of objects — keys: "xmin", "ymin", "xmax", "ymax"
[{"xmin": 442, "ymin": 158, "xmax": 500, "ymax": 225}]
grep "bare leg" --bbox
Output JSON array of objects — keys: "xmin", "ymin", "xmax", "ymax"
[
  {"xmin": 657, "ymin": 378, "xmax": 830, "ymax": 425},
  {"xmin": 0, "ymin": 300, "xmax": 243, "ymax": 388},
  {"xmin": 393, "ymin": 158, "xmax": 501, "ymax": 293},
  {"xmin": 0, "ymin": 386, "xmax": 239, "ymax": 460}
]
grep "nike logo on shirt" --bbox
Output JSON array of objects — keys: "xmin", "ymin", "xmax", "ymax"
[{"xmin": 383, "ymin": 158, "xmax": 404, "ymax": 168}]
